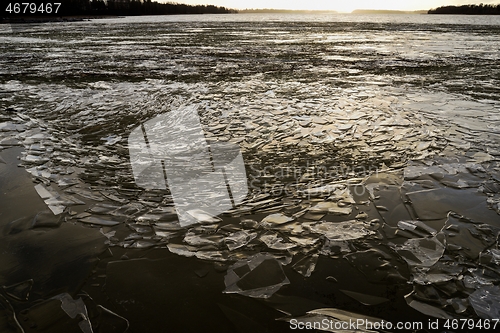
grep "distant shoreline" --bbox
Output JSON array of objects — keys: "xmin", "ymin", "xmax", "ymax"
[
  {"xmin": 351, "ymin": 9, "xmax": 427, "ymax": 14},
  {"xmin": 238, "ymin": 9, "xmax": 338, "ymax": 14},
  {"xmin": 1, "ymin": 15, "xmax": 121, "ymax": 24}
]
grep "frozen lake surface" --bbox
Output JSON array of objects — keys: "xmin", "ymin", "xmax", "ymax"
[{"xmin": 1, "ymin": 13, "xmax": 500, "ymax": 332}]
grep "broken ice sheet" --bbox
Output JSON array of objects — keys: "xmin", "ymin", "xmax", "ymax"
[
  {"xmin": 88, "ymin": 203, "xmax": 121, "ymax": 215},
  {"xmin": 101, "ymin": 134, "xmax": 122, "ymax": 145},
  {"xmin": 411, "ymin": 272, "xmax": 455, "ymax": 285},
  {"xmin": 25, "ymin": 166, "xmax": 54, "ymax": 181},
  {"xmin": 405, "ymin": 186, "xmax": 500, "ymax": 225},
  {"xmin": 320, "ymin": 239, "xmax": 351, "ymax": 255},
  {"xmin": 185, "ymin": 208, "xmax": 222, "ymax": 224},
  {"xmin": 224, "ymin": 230, "xmax": 258, "ymax": 251},
  {"xmin": 260, "ymin": 233, "xmax": 296, "ymax": 250},
  {"xmin": 345, "ymin": 247, "xmax": 408, "ymax": 283},
  {"xmin": 137, "ymin": 207, "xmax": 177, "ymax": 223},
  {"xmin": 100, "ymin": 228, "xmax": 116, "ymax": 240},
  {"xmin": 469, "ymin": 285, "xmax": 500, "ymax": 320},
  {"xmin": 154, "ymin": 221, "xmax": 183, "ymax": 231},
  {"xmin": 101, "ymin": 191, "xmax": 129, "ymax": 204},
  {"xmin": 21, "ymin": 154, "xmax": 49, "ymax": 164},
  {"xmin": 289, "ymin": 235, "xmax": 319, "ymax": 247},
  {"xmin": 34, "ymin": 183, "xmax": 53, "ymax": 199},
  {"xmin": 395, "ymin": 235, "xmax": 445, "ymax": 268},
  {"xmin": 194, "ymin": 250, "xmax": 229, "ymax": 261},
  {"xmin": 167, "ymin": 243, "xmax": 198, "ymax": 258},
  {"xmin": 33, "ymin": 183, "xmax": 67, "ymax": 215},
  {"xmin": 260, "ymin": 213, "xmax": 294, "ymax": 228},
  {"xmin": 463, "ymin": 268, "xmax": 499, "ymax": 289},
  {"xmin": 330, "ymin": 186, "xmax": 356, "ymax": 204},
  {"xmin": 79, "ymin": 216, "xmax": 121, "ymax": 226},
  {"xmin": 0, "ymin": 121, "xmax": 25, "ymax": 132},
  {"xmin": 47, "ymin": 204, "xmax": 65, "ymax": 215},
  {"xmin": 31, "ymin": 211, "xmax": 64, "ymax": 228},
  {"xmin": 440, "ymin": 297, "xmax": 467, "ymax": 315},
  {"xmin": 129, "ymin": 240, "xmax": 156, "ymax": 249},
  {"xmin": 441, "ymin": 214, "xmax": 499, "ymax": 260},
  {"xmin": 6, "ymin": 31, "xmax": 500, "ymax": 330},
  {"xmin": 91, "ymin": 304, "xmax": 130, "ymax": 333},
  {"xmin": 309, "ymin": 201, "xmax": 352, "ymax": 215},
  {"xmin": 292, "ymin": 254, "xmax": 318, "ymax": 277},
  {"xmin": 52, "ymin": 293, "xmax": 93, "ymax": 333},
  {"xmin": 486, "ymin": 196, "xmax": 500, "ymax": 215},
  {"xmin": 305, "ymin": 220, "xmax": 374, "ymax": 241},
  {"xmin": 480, "ymin": 248, "xmax": 500, "ymax": 266},
  {"xmin": 397, "ymin": 220, "xmax": 437, "ymax": 236},
  {"xmin": 58, "ymin": 178, "xmax": 80, "ymax": 187},
  {"xmin": 404, "ymin": 293, "xmax": 453, "ymax": 320},
  {"xmin": 54, "ymin": 193, "xmax": 86, "ymax": 206},
  {"xmin": 66, "ymin": 188, "xmax": 105, "ymax": 201},
  {"xmin": 469, "ymin": 152, "xmax": 495, "ymax": 163},
  {"xmin": 224, "ymin": 253, "xmax": 289, "ymax": 298},
  {"xmin": 184, "ymin": 230, "xmax": 224, "ymax": 247}
]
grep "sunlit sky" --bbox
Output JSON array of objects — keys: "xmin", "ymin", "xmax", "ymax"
[{"xmin": 163, "ymin": 0, "xmax": 499, "ymax": 12}]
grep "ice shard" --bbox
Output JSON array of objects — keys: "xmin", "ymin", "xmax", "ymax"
[
  {"xmin": 224, "ymin": 254, "xmax": 290, "ymax": 298},
  {"xmin": 469, "ymin": 285, "xmax": 500, "ymax": 320}
]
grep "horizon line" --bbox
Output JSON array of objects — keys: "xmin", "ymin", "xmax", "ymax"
[{"xmin": 235, "ymin": 8, "xmax": 430, "ymax": 13}]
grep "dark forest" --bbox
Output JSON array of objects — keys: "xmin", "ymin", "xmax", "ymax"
[
  {"xmin": 428, "ymin": 4, "xmax": 500, "ymax": 14},
  {"xmin": 3, "ymin": 0, "xmax": 235, "ymax": 17}
]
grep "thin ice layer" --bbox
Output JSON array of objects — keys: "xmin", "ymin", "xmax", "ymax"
[
  {"xmin": 469, "ymin": 285, "xmax": 500, "ymax": 320},
  {"xmin": 224, "ymin": 253, "xmax": 289, "ymax": 298},
  {"xmin": 396, "ymin": 235, "xmax": 445, "ymax": 268},
  {"xmin": 51, "ymin": 293, "xmax": 93, "ymax": 333},
  {"xmin": 305, "ymin": 220, "xmax": 374, "ymax": 241}
]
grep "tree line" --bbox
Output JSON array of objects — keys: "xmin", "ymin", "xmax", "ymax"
[
  {"xmin": 3, "ymin": 0, "xmax": 236, "ymax": 17},
  {"xmin": 428, "ymin": 3, "xmax": 500, "ymax": 15}
]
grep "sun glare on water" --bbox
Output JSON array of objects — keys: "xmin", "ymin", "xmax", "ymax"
[{"xmin": 170, "ymin": 0, "xmax": 439, "ymax": 12}]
